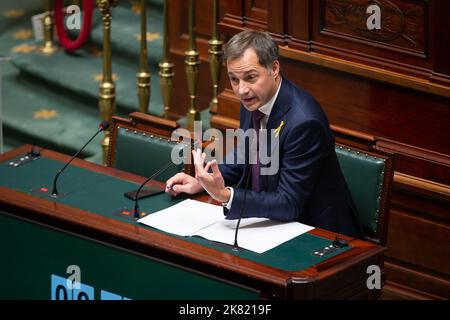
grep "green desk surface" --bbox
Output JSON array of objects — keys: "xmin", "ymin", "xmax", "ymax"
[{"xmin": 0, "ymin": 155, "xmax": 352, "ymax": 271}]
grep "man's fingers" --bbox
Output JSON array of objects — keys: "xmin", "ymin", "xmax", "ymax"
[
  {"xmin": 204, "ymin": 161, "xmax": 212, "ymax": 173},
  {"xmin": 211, "ymin": 160, "xmax": 220, "ymax": 176},
  {"xmin": 192, "ymin": 149, "xmax": 202, "ymax": 165},
  {"xmin": 192, "ymin": 149, "xmax": 207, "ymax": 175},
  {"xmin": 193, "ymin": 148, "xmax": 204, "ymax": 164},
  {"xmin": 201, "ymin": 152, "xmax": 206, "ymax": 164},
  {"xmin": 165, "ymin": 172, "xmax": 182, "ymax": 190},
  {"xmin": 173, "ymin": 183, "xmax": 194, "ymax": 194},
  {"xmin": 167, "ymin": 189, "xmax": 179, "ymax": 197},
  {"xmin": 166, "ymin": 172, "xmax": 193, "ymax": 194},
  {"xmin": 192, "ymin": 149, "xmax": 201, "ymax": 176}
]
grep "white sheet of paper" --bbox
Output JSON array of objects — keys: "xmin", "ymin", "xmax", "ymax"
[
  {"xmin": 137, "ymin": 199, "xmax": 224, "ymax": 236},
  {"xmin": 138, "ymin": 199, "xmax": 314, "ymax": 254},
  {"xmin": 194, "ymin": 218, "xmax": 315, "ymax": 254}
]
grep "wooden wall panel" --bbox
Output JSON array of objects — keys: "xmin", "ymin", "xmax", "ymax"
[
  {"xmin": 387, "ymin": 209, "xmax": 449, "ymax": 276},
  {"xmin": 279, "ymin": 58, "xmax": 450, "ymax": 160},
  {"xmin": 384, "ymin": 179, "xmax": 450, "ymax": 300},
  {"xmin": 311, "ymin": 0, "xmax": 432, "ymax": 79},
  {"xmin": 430, "ymin": 0, "xmax": 450, "ymax": 85},
  {"xmin": 286, "ymin": 0, "xmax": 310, "ymax": 46},
  {"xmin": 244, "ymin": 0, "xmax": 268, "ymax": 22},
  {"xmin": 220, "ymin": 0, "xmax": 269, "ymax": 32},
  {"xmin": 322, "ymin": 0, "xmax": 428, "ymax": 56},
  {"xmin": 383, "ymin": 262, "xmax": 450, "ymax": 299}
]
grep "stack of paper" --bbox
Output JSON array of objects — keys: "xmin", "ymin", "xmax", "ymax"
[{"xmin": 138, "ymin": 199, "xmax": 314, "ymax": 254}]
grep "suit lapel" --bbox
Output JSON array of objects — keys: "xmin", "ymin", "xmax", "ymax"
[
  {"xmin": 267, "ymin": 79, "xmax": 292, "ymax": 132},
  {"xmin": 268, "ymin": 80, "xmax": 292, "ymax": 145},
  {"xmin": 242, "ymin": 107, "xmax": 252, "ymax": 130},
  {"xmin": 261, "ymin": 79, "xmax": 292, "ymax": 191},
  {"xmin": 236, "ymin": 107, "xmax": 252, "ymax": 189}
]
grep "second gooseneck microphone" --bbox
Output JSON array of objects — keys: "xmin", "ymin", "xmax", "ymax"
[
  {"xmin": 51, "ymin": 121, "xmax": 109, "ymax": 197},
  {"xmin": 132, "ymin": 161, "xmax": 177, "ymax": 219},
  {"xmin": 131, "ymin": 143, "xmax": 190, "ymax": 219},
  {"xmin": 233, "ymin": 166, "xmax": 252, "ymax": 250}
]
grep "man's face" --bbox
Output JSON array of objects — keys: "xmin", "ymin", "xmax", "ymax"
[{"xmin": 227, "ymin": 48, "xmax": 280, "ymax": 112}]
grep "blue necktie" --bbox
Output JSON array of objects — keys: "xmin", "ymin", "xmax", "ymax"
[{"xmin": 251, "ymin": 110, "xmax": 265, "ymax": 192}]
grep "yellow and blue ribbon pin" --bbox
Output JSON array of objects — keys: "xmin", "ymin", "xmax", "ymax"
[{"xmin": 274, "ymin": 120, "xmax": 285, "ymax": 137}]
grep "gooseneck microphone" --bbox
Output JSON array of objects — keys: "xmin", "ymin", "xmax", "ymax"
[
  {"xmin": 233, "ymin": 166, "xmax": 252, "ymax": 250},
  {"xmin": 130, "ymin": 141, "xmax": 199, "ymax": 219},
  {"xmin": 132, "ymin": 160, "xmax": 177, "ymax": 219},
  {"xmin": 51, "ymin": 121, "xmax": 109, "ymax": 197}
]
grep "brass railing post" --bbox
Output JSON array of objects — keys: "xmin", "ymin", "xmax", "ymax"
[
  {"xmin": 137, "ymin": 0, "xmax": 151, "ymax": 114},
  {"xmin": 159, "ymin": 0, "xmax": 174, "ymax": 119},
  {"xmin": 97, "ymin": 0, "xmax": 117, "ymax": 165},
  {"xmin": 41, "ymin": 0, "xmax": 57, "ymax": 55},
  {"xmin": 185, "ymin": 0, "xmax": 200, "ymax": 130},
  {"xmin": 208, "ymin": 0, "xmax": 223, "ymax": 114}
]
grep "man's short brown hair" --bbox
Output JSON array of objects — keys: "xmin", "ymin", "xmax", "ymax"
[{"xmin": 223, "ymin": 30, "xmax": 279, "ymax": 70}]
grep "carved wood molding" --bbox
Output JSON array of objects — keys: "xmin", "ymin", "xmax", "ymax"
[
  {"xmin": 331, "ymin": 124, "xmax": 377, "ymax": 142},
  {"xmin": 279, "ymin": 46, "xmax": 450, "ymax": 98},
  {"xmin": 375, "ymin": 139, "xmax": 450, "ymax": 168},
  {"xmin": 394, "ymin": 172, "xmax": 450, "ymax": 198},
  {"xmin": 216, "ymin": 1, "xmax": 449, "ymax": 96},
  {"xmin": 323, "ymin": 0, "xmax": 426, "ymax": 55},
  {"xmin": 384, "ymin": 260, "xmax": 450, "ymax": 300},
  {"xmin": 210, "ymin": 114, "xmax": 239, "ymax": 131}
]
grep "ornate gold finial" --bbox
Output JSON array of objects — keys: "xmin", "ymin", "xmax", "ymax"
[
  {"xmin": 96, "ymin": 0, "xmax": 118, "ymax": 165},
  {"xmin": 185, "ymin": 0, "xmax": 200, "ymax": 129},
  {"xmin": 208, "ymin": 0, "xmax": 223, "ymax": 114},
  {"xmin": 93, "ymin": 73, "xmax": 119, "ymax": 82},
  {"xmin": 159, "ymin": 0, "xmax": 174, "ymax": 118},
  {"xmin": 40, "ymin": 0, "xmax": 57, "ymax": 55},
  {"xmin": 137, "ymin": 0, "xmax": 151, "ymax": 114}
]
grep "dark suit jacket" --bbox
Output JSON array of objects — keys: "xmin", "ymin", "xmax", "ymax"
[{"xmin": 219, "ymin": 78, "xmax": 363, "ymax": 238}]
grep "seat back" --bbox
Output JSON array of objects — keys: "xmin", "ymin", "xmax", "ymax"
[
  {"xmin": 335, "ymin": 143, "xmax": 394, "ymax": 245},
  {"xmin": 108, "ymin": 112, "xmax": 190, "ymax": 182}
]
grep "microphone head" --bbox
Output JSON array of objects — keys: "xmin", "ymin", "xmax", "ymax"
[{"xmin": 99, "ymin": 120, "xmax": 110, "ymax": 131}]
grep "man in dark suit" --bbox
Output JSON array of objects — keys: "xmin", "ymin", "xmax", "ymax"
[{"xmin": 166, "ymin": 30, "xmax": 362, "ymax": 238}]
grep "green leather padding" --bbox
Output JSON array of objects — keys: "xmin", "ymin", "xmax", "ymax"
[
  {"xmin": 114, "ymin": 127, "xmax": 184, "ymax": 181},
  {"xmin": 335, "ymin": 146, "xmax": 385, "ymax": 234}
]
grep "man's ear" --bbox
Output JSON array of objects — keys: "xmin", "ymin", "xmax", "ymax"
[{"xmin": 272, "ymin": 60, "xmax": 280, "ymax": 78}]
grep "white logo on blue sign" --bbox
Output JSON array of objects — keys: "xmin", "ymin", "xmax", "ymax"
[{"xmin": 51, "ymin": 274, "xmax": 131, "ymax": 300}]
